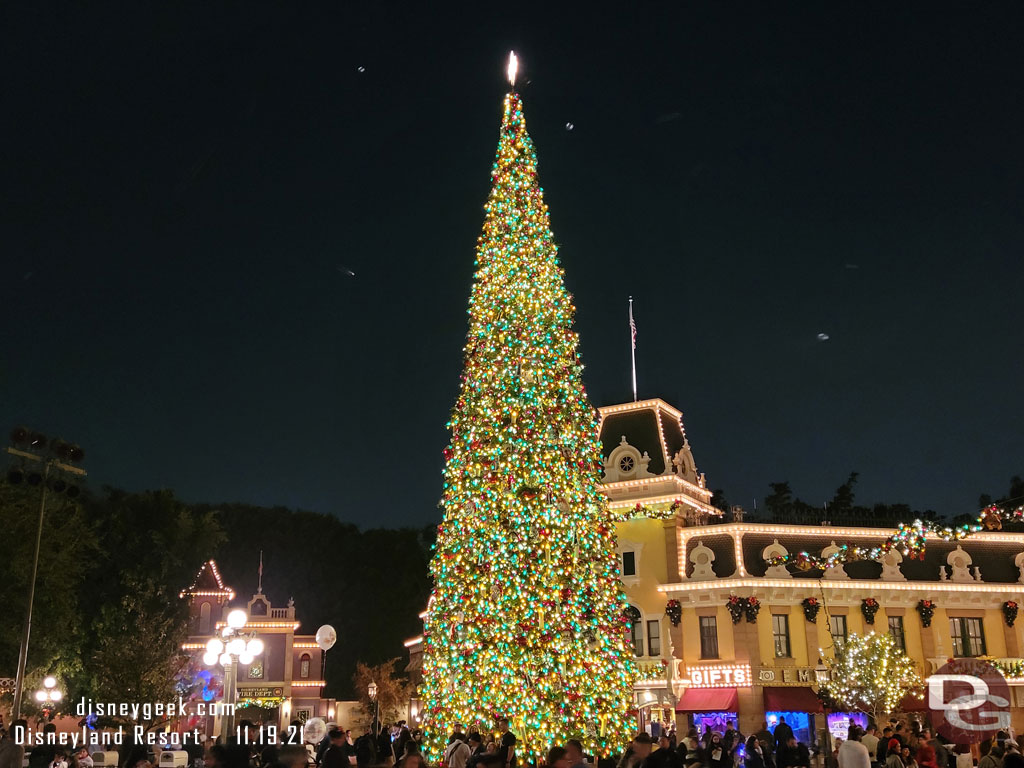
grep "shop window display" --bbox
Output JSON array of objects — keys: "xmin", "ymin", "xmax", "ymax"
[
  {"xmin": 691, "ymin": 711, "xmax": 737, "ymax": 736},
  {"xmin": 827, "ymin": 712, "xmax": 868, "ymax": 741},
  {"xmin": 766, "ymin": 711, "xmax": 813, "ymax": 745}
]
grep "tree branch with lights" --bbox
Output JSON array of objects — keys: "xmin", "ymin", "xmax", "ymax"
[{"xmin": 817, "ymin": 632, "xmax": 924, "ymax": 724}]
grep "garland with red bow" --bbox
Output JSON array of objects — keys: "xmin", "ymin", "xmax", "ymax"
[{"xmin": 766, "ymin": 503, "xmax": 1024, "ymax": 571}]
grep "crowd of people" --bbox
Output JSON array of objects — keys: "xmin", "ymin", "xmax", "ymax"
[
  {"xmin": 616, "ymin": 718, "xmax": 810, "ymax": 768},
  {"xmin": 0, "ymin": 721, "xmax": 96, "ymax": 768},
  {"xmin": 833, "ymin": 722, "xmax": 1024, "ymax": 768},
  {"xmin": 1, "ymin": 718, "xmax": 1022, "ymax": 768}
]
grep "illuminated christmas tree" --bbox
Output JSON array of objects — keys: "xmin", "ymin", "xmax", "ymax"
[
  {"xmin": 419, "ymin": 57, "xmax": 636, "ymax": 761},
  {"xmin": 818, "ymin": 632, "xmax": 923, "ymax": 723}
]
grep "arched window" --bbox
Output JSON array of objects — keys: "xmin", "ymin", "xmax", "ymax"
[
  {"xmin": 300, "ymin": 653, "xmax": 311, "ymax": 679},
  {"xmin": 199, "ymin": 602, "xmax": 211, "ymax": 634},
  {"xmin": 624, "ymin": 606, "xmax": 643, "ymax": 658}
]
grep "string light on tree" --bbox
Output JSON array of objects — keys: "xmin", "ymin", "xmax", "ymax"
[
  {"xmin": 817, "ymin": 632, "xmax": 923, "ymax": 723},
  {"xmin": 419, "ymin": 52, "xmax": 635, "ymax": 762}
]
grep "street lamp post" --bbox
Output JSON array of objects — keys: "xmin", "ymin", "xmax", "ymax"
[
  {"xmin": 34, "ymin": 675, "xmax": 63, "ymax": 718},
  {"xmin": 368, "ymin": 682, "xmax": 379, "ymax": 735},
  {"xmin": 814, "ymin": 658, "xmax": 832, "ymax": 765},
  {"xmin": 6, "ymin": 428, "xmax": 86, "ymax": 720},
  {"xmin": 203, "ymin": 609, "xmax": 264, "ymax": 741}
]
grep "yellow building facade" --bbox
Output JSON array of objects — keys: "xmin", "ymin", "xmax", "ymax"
[{"xmin": 601, "ymin": 400, "xmax": 1024, "ymax": 740}]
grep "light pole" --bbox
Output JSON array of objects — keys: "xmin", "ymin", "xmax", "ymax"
[
  {"xmin": 33, "ymin": 675, "xmax": 63, "ymax": 718},
  {"xmin": 814, "ymin": 658, "xmax": 831, "ymax": 767},
  {"xmin": 368, "ymin": 682, "xmax": 379, "ymax": 735},
  {"xmin": 6, "ymin": 428, "xmax": 86, "ymax": 720},
  {"xmin": 203, "ymin": 609, "xmax": 263, "ymax": 741}
]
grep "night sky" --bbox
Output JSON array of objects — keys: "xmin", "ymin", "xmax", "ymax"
[{"xmin": 4, "ymin": 5, "xmax": 1022, "ymax": 527}]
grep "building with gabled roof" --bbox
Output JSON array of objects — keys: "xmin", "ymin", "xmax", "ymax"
[{"xmin": 179, "ymin": 560, "xmax": 338, "ymax": 735}]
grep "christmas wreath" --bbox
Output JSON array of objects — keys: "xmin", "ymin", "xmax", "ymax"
[
  {"xmin": 861, "ymin": 598, "xmax": 880, "ymax": 624},
  {"xmin": 801, "ymin": 597, "xmax": 821, "ymax": 622},
  {"xmin": 744, "ymin": 596, "xmax": 761, "ymax": 623},
  {"xmin": 665, "ymin": 599, "xmax": 682, "ymax": 626},
  {"xmin": 916, "ymin": 599, "xmax": 935, "ymax": 627},
  {"xmin": 727, "ymin": 595, "xmax": 745, "ymax": 624},
  {"xmin": 1003, "ymin": 601, "xmax": 1019, "ymax": 627}
]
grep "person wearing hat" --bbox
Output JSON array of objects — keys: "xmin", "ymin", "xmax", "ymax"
[
  {"xmin": 884, "ymin": 740, "xmax": 904, "ymax": 768},
  {"xmin": 322, "ymin": 730, "xmax": 349, "ymax": 768}
]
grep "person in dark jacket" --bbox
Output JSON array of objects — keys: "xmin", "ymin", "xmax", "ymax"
[
  {"xmin": 376, "ymin": 726, "xmax": 393, "ymax": 766},
  {"xmin": 723, "ymin": 724, "xmax": 743, "ymax": 758},
  {"xmin": 466, "ymin": 734, "xmax": 486, "ymax": 766},
  {"xmin": 777, "ymin": 738, "xmax": 810, "ymax": 768},
  {"xmin": 0, "ymin": 720, "xmax": 27, "ymax": 768},
  {"xmin": 773, "ymin": 720, "xmax": 794, "ymax": 753},
  {"xmin": 322, "ymin": 731, "xmax": 349, "ymax": 768},
  {"xmin": 755, "ymin": 726, "xmax": 775, "ymax": 761},
  {"xmin": 745, "ymin": 736, "xmax": 771, "ymax": 768},
  {"xmin": 702, "ymin": 733, "xmax": 731, "ymax": 768},
  {"xmin": 617, "ymin": 734, "xmax": 653, "ymax": 768},
  {"xmin": 354, "ymin": 729, "xmax": 377, "ymax": 768},
  {"xmin": 647, "ymin": 735, "xmax": 680, "ymax": 768},
  {"xmin": 393, "ymin": 728, "xmax": 413, "ymax": 766},
  {"xmin": 28, "ymin": 725, "xmax": 58, "ymax": 768}
]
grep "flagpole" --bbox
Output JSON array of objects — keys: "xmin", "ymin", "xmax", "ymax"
[{"xmin": 629, "ymin": 297, "xmax": 637, "ymax": 402}]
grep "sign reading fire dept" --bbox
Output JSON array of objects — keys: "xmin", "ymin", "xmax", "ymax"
[
  {"xmin": 686, "ymin": 663, "xmax": 752, "ymax": 688},
  {"xmin": 238, "ymin": 686, "xmax": 284, "ymax": 698}
]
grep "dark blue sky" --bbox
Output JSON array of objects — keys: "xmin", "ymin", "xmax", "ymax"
[{"xmin": 3, "ymin": 4, "xmax": 1022, "ymax": 526}]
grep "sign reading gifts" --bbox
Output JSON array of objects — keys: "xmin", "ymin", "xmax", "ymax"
[{"xmin": 686, "ymin": 663, "xmax": 752, "ymax": 688}]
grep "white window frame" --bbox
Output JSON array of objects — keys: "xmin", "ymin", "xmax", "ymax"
[{"xmin": 616, "ymin": 539, "xmax": 644, "ymax": 587}]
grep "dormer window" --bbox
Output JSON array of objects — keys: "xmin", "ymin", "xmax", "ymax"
[{"xmin": 618, "ymin": 455, "xmax": 635, "ymax": 473}]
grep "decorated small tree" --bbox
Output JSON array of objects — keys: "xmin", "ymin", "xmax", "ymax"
[
  {"xmin": 818, "ymin": 632, "xmax": 924, "ymax": 724},
  {"xmin": 418, "ymin": 60, "xmax": 635, "ymax": 761}
]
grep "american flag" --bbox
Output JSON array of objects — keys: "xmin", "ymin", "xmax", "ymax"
[{"xmin": 629, "ymin": 299, "xmax": 637, "ymax": 350}]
